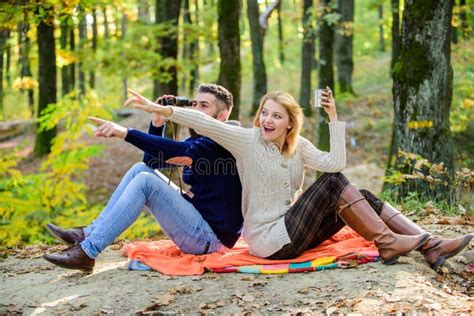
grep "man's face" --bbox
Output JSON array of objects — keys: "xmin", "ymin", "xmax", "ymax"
[{"xmin": 192, "ymin": 93, "xmax": 226, "ymax": 121}]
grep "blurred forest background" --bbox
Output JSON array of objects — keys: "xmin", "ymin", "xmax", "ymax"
[{"xmin": 0, "ymin": 0, "xmax": 473, "ymax": 247}]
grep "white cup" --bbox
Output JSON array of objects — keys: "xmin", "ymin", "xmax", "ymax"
[{"xmin": 314, "ymin": 88, "xmax": 328, "ymax": 108}]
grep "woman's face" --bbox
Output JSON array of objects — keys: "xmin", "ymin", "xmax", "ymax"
[{"xmin": 259, "ymin": 99, "xmax": 292, "ymax": 148}]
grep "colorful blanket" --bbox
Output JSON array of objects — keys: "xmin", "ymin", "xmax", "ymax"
[{"xmin": 123, "ymin": 227, "xmax": 379, "ymax": 276}]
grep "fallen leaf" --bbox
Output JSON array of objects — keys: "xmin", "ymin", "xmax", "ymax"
[
  {"xmin": 242, "ymin": 295, "xmax": 255, "ymax": 303},
  {"xmin": 326, "ymin": 305, "xmax": 337, "ymax": 315},
  {"xmin": 298, "ymin": 287, "xmax": 309, "ymax": 294},
  {"xmin": 154, "ymin": 294, "xmax": 175, "ymax": 306}
]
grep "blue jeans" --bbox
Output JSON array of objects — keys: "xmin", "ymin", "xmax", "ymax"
[{"xmin": 80, "ymin": 162, "xmax": 227, "ymax": 258}]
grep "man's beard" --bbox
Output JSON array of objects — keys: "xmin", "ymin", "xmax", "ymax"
[
  {"xmin": 189, "ymin": 128, "xmax": 202, "ymax": 138},
  {"xmin": 189, "ymin": 110, "xmax": 219, "ymax": 138}
]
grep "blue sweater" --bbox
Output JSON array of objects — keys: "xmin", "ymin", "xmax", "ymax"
[{"xmin": 124, "ymin": 123, "xmax": 243, "ymax": 248}]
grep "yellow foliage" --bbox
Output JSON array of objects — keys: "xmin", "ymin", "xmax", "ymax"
[
  {"xmin": 12, "ymin": 77, "xmax": 39, "ymax": 91},
  {"xmin": 407, "ymin": 120, "xmax": 433, "ymax": 129}
]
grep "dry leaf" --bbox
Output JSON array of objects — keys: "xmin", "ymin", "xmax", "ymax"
[
  {"xmin": 298, "ymin": 287, "xmax": 309, "ymax": 294},
  {"xmin": 326, "ymin": 306, "xmax": 337, "ymax": 315},
  {"xmin": 154, "ymin": 294, "xmax": 175, "ymax": 306},
  {"xmin": 242, "ymin": 295, "xmax": 255, "ymax": 303}
]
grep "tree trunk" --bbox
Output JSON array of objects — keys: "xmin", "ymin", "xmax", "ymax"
[
  {"xmin": 181, "ymin": 0, "xmax": 191, "ymax": 93},
  {"xmin": 90, "ymin": 8, "xmax": 98, "ymax": 89},
  {"xmin": 5, "ymin": 31, "xmax": 11, "ymax": 84},
  {"xmin": 121, "ymin": 14, "xmax": 128, "ymax": 102},
  {"xmin": 460, "ymin": 0, "xmax": 467, "ymax": 38},
  {"xmin": 378, "ymin": 4, "xmax": 385, "ymax": 51},
  {"xmin": 103, "ymin": 6, "xmax": 110, "ymax": 39},
  {"xmin": 0, "ymin": 29, "xmax": 7, "ymax": 118},
  {"xmin": 69, "ymin": 22, "xmax": 76, "ymax": 91},
  {"xmin": 78, "ymin": 6, "xmax": 87, "ymax": 96},
  {"xmin": 217, "ymin": 0, "xmax": 241, "ymax": 120},
  {"xmin": 391, "ymin": 0, "xmax": 401, "ymax": 71},
  {"xmin": 138, "ymin": 0, "xmax": 151, "ymax": 23},
  {"xmin": 335, "ymin": 0, "xmax": 355, "ymax": 94},
  {"xmin": 299, "ymin": 0, "xmax": 314, "ymax": 116},
  {"xmin": 189, "ymin": 0, "xmax": 200, "ymax": 93},
  {"xmin": 317, "ymin": 0, "xmax": 335, "ymax": 152},
  {"xmin": 452, "ymin": 0, "xmax": 458, "ymax": 45},
  {"xmin": 387, "ymin": 0, "xmax": 454, "ymax": 200},
  {"xmin": 247, "ymin": 0, "xmax": 267, "ymax": 114},
  {"xmin": 34, "ymin": 9, "xmax": 57, "ymax": 157},
  {"xmin": 18, "ymin": 22, "xmax": 35, "ymax": 114},
  {"xmin": 277, "ymin": 1, "xmax": 285, "ymax": 64},
  {"xmin": 153, "ymin": 0, "xmax": 181, "ymax": 99},
  {"xmin": 60, "ymin": 19, "xmax": 71, "ymax": 96}
]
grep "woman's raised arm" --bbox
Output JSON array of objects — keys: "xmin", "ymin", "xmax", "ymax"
[{"xmin": 125, "ymin": 89, "xmax": 254, "ymax": 158}]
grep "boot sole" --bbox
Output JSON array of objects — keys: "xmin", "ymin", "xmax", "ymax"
[
  {"xmin": 430, "ymin": 234, "xmax": 473, "ymax": 271},
  {"xmin": 383, "ymin": 233, "xmax": 431, "ymax": 265}
]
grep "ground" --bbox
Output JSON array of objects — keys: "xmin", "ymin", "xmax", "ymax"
[
  {"xmin": 1, "ymin": 112, "xmax": 473, "ymax": 314},
  {"xmin": 1, "ymin": 223, "xmax": 473, "ymax": 314}
]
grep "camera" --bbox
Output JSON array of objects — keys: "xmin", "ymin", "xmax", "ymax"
[{"xmin": 158, "ymin": 96, "xmax": 193, "ymax": 107}]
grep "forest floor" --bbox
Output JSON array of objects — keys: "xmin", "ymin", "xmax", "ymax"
[{"xmin": 1, "ymin": 110, "xmax": 474, "ymax": 314}]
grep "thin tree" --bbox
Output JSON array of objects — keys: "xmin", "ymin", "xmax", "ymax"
[
  {"xmin": 217, "ymin": 0, "xmax": 241, "ymax": 120},
  {"xmin": 299, "ymin": 0, "xmax": 314, "ymax": 116},
  {"xmin": 153, "ymin": 0, "xmax": 181, "ymax": 98},
  {"xmin": 189, "ymin": 0, "xmax": 200, "ymax": 93},
  {"xmin": 103, "ymin": 6, "xmax": 110, "ymax": 39},
  {"xmin": 335, "ymin": 0, "xmax": 355, "ymax": 94},
  {"xmin": 378, "ymin": 4, "xmax": 385, "ymax": 51},
  {"xmin": 69, "ymin": 18, "xmax": 76, "ymax": 91},
  {"xmin": 460, "ymin": 0, "xmax": 468, "ymax": 38},
  {"xmin": 391, "ymin": 0, "xmax": 400, "ymax": 71},
  {"xmin": 317, "ymin": 0, "xmax": 336, "ymax": 152},
  {"xmin": 248, "ymin": 0, "xmax": 267, "ymax": 114},
  {"xmin": 277, "ymin": 1, "xmax": 284, "ymax": 64},
  {"xmin": 78, "ymin": 5, "xmax": 87, "ymax": 96},
  {"xmin": 0, "ymin": 29, "xmax": 8, "ymax": 118},
  {"xmin": 18, "ymin": 21, "xmax": 35, "ymax": 114},
  {"xmin": 34, "ymin": 6, "xmax": 57, "ymax": 157},
  {"xmin": 386, "ymin": 0, "xmax": 455, "ymax": 200},
  {"xmin": 89, "ymin": 8, "xmax": 98, "ymax": 89},
  {"xmin": 60, "ymin": 17, "xmax": 71, "ymax": 96}
]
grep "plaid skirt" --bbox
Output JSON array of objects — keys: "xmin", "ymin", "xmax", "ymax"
[{"xmin": 266, "ymin": 173, "xmax": 384, "ymax": 260}]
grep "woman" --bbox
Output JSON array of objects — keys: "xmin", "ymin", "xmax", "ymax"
[{"xmin": 125, "ymin": 88, "xmax": 471, "ymax": 269}]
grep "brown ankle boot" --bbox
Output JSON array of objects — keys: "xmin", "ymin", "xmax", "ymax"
[
  {"xmin": 380, "ymin": 203, "xmax": 473, "ymax": 270},
  {"xmin": 46, "ymin": 223, "xmax": 85, "ymax": 245},
  {"xmin": 337, "ymin": 185, "xmax": 430, "ymax": 265},
  {"xmin": 43, "ymin": 244, "xmax": 95, "ymax": 272}
]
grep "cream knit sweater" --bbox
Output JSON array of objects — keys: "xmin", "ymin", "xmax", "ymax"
[{"xmin": 168, "ymin": 106, "xmax": 347, "ymax": 258}]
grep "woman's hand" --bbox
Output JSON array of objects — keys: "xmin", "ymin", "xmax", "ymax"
[
  {"xmin": 89, "ymin": 117, "xmax": 128, "ymax": 139},
  {"xmin": 125, "ymin": 89, "xmax": 172, "ymax": 117},
  {"xmin": 320, "ymin": 86, "xmax": 338, "ymax": 122},
  {"xmin": 150, "ymin": 94, "xmax": 174, "ymax": 127}
]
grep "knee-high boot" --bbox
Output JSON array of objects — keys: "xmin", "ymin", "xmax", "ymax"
[
  {"xmin": 380, "ymin": 203, "xmax": 473, "ymax": 270},
  {"xmin": 337, "ymin": 185, "xmax": 430, "ymax": 265}
]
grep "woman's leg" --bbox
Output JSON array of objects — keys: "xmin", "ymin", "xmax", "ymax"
[
  {"xmin": 84, "ymin": 162, "xmax": 155, "ymax": 235},
  {"xmin": 267, "ymin": 173, "xmax": 349, "ymax": 260},
  {"xmin": 80, "ymin": 171, "xmax": 225, "ymax": 259},
  {"xmin": 268, "ymin": 173, "xmax": 428, "ymax": 263},
  {"xmin": 360, "ymin": 189, "xmax": 472, "ymax": 270}
]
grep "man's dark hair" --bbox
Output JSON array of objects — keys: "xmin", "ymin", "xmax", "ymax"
[{"xmin": 197, "ymin": 83, "xmax": 233, "ymax": 111}]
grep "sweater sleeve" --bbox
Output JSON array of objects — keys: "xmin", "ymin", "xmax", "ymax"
[
  {"xmin": 143, "ymin": 122, "xmax": 166, "ymax": 168},
  {"xmin": 300, "ymin": 121, "xmax": 346, "ymax": 172},
  {"xmin": 167, "ymin": 106, "xmax": 255, "ymax": 158},
  {"xmin": 125, "ymin": 128, "xmax": 193, "ymax": 169}
]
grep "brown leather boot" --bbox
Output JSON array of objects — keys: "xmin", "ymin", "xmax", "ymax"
[
  {"xmin": 337, "ymin": 185, "xmax": 430, "ymax": 265},
  {"xmin": 380, "ymin": 203, "xmax": 473, "ymax": 270},
  {"xmin": 46, "ymin": 223, "xmax": 85, "ymax": 245},
  {"xmin": 43, "ymin": 244, "xmax": 95, "ymax": 272}
]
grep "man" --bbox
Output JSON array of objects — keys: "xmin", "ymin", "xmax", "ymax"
[{"xmin": 43, "ymin": 84, "xmax": 243, "ymax": 272}]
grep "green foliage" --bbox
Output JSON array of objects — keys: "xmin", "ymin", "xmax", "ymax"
[
  {"xmin": 383, "ymin": 149, "xmax": 474, "ymax": 212},
  {"xmin": 0, "ymin": 93, "xmax": 108, "ymax": 247}
]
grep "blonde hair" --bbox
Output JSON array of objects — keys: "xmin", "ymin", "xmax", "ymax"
[{"xmin": 253, "ymin": 91, "xmax": 304, "ymax": 155}]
